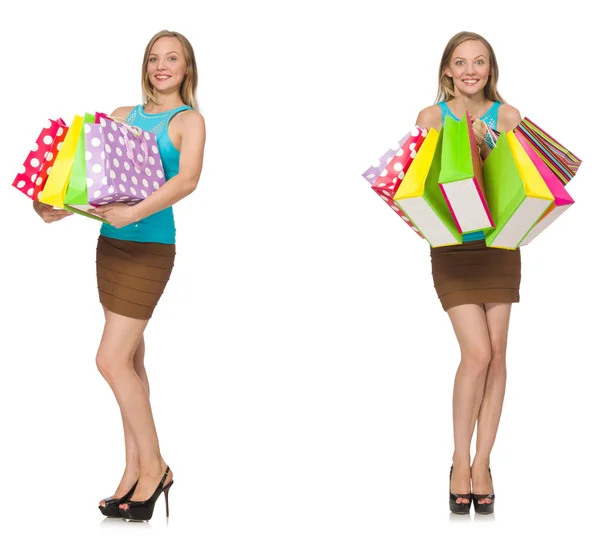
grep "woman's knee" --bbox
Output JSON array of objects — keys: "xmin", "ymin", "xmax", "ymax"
[
  {"xmin": 96, "ymin": 350, "xmax": 131, "ymax": 381},
  {"xmin": 489, "ymin": 347, "xmax": 507, "ymax": 370},
  {"xmin": 462, "ymin": 345, "xmax": 492, "ymax": 374}
]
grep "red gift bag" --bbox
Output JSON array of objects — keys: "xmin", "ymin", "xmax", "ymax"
[
  {"xmin": 371, "ymin": 126, "xmax": 428, "ymax": 239},
  {"xmin": 13, "ymin": 118, "xmax": 68, "ymax": 200}
]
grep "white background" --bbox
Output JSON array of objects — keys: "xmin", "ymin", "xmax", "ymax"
[{"xmin": 1, "ymin": 0, "xmax": 598, "ymax": 543}]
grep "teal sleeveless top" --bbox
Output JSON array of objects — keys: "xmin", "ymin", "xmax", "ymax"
[
  {"xmin": 100, "ymin": 104, "xmax": 192, "ymax": 244},
  {"xmin": 437, "ymin": 101, "xmax": 501, "ymax": 242}
]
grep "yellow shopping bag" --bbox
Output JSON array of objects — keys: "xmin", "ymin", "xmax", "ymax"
[
  {"xmin": 38, "ymin": 115, "xmax": 83, "ymax": 208},
  {"xmin": 393, "ymin": 127, "xmax": 462, "ymax": 247}
]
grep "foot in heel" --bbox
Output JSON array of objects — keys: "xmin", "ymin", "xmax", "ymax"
[
  {"xmin": 471, "ymin": 464, "xmax": 495, "ymax": 514},
  {"xmin": 98, "ymin": 478, "xmax": 139, "ymax": 518},
  {"xmin": 449, "ymin": 465, "xmax": 472, "ymax": 514},
  {"xmin": 119, "ymin": 465, "xmax": 174, "ymax": 521}
]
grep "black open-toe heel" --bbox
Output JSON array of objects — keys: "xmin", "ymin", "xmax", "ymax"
[
  {"xmin": 473, "ymin": 467, "xmax": 495, "ymax": 515},
  {"xmin": 120, "ymin": 466, "xmax": 173, "ymax": 521},
  {"xmin": 98, "ymin": 480, "xmax": 138, "ymax": 517},
  {"xmin": 449, "ymin": 465, "xmax": 472, "ymax": 515}
]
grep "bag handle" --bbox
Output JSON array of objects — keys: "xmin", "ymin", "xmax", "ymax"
[
  {"xmin": 98, "ymin": 115, "xmax": 150, "ymax": 168},
  {"xmin": 118, "ymin": 124, "xmax": 149, "ymax": 168}
]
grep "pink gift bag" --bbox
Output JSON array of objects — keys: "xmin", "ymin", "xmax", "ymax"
[
  {"xmin": 370, "ymin": 126, "xmax": 428, "ymax": 239},
  {"xmin": 12, "ymin": 118, "xmax": 68, "ymax": 200},
  {"xmin": 515, "ymin": 131, "xmax": 575, "ymax": 246}
]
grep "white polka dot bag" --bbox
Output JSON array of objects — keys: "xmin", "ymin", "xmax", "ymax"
[
  {"xmin": 12, "ymin": 118, "xmax": 68, "ymax": 200},
  {"xmin": 85, "ymin": 117, "xmax": 165, "ymax": 207},
  {"xmin": 368, "ymin": 126, "xmax": 428, "ymax": 240}
]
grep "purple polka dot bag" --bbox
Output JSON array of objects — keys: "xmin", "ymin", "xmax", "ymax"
[{"xmin": 84, "ymin": 117, "xmax": 165, "ymax": 207}]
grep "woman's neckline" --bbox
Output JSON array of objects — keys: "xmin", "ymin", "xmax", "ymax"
[
  {"xmin": 141, "ymin": 104, "xmax": 187, "ymax": 116},
  {"xmin": 445, "ymin": 100, "xmax": 497, "ymax": 120}
]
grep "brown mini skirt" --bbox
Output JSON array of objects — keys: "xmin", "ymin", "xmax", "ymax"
[
  {"xmin": 96, "ymin": 235, "xmax": 176, "ymax": 320},
  {"xmin": 430, "ymin": 240, "xmax": 521, "ymax": 311}
]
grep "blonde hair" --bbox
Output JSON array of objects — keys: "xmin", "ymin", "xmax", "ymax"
[
  {"xmin": 142, "ymin": 30, "xmax": 199, "ymax": 111},
  {"xmin": 435, "ymin": 31, "xmax": 504, "ymax": 104}
]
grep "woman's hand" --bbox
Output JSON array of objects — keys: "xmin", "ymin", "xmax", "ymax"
[
  {"xmin": 469, "ymin": 115, "xmax": 487, "ymax": 148},
  {"xmin": 33, "ymin": 201, "xmax": 73, "ymax": 223},
  {"xmin": 91, "ymin": 203, "xmax": 139, "ymax": 228}
]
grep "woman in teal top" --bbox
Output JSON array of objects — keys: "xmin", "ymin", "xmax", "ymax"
[
  {"xmin": 415, "ymin": 31, "xmax": 523, "ymax": 515},
  {"xmin": 33, "ymin": 30, "xmax": 206, "ymax": 521}
]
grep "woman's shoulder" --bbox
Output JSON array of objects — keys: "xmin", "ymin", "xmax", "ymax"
[
  {"xmin": 172, "ymin": 108, "xmax": 205, "ymax": 133},
  {"xmin": 415, "ymin": 104, "xmax": 443, "ymax": 131},
  {"xmin": 497, "ymin": 103, "xmax": 522, "ymax": 132},
  {"xmin": 110, "ymin": 105, "xmax": 137, "ymax": 119}
]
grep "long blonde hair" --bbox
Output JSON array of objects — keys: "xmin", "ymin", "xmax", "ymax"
[
  {"xmin": 435, "ymin": 31, "xmax": 504, "ymax": 104},
  {"xmin": 141, "ymin": 30, "xmax": 199, "ymax": 111}
]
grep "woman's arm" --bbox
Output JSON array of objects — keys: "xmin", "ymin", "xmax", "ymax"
[
  {"xmin": 415, "ymin": 105, "xmax": 442, "ymax": 132},
  {"xmin": 497, "ymin": 104, "xmax": 522, "ymax": 133},
  {"xmin": 128, "ymin": 110, "xmax": 206, "ymax": 221}
]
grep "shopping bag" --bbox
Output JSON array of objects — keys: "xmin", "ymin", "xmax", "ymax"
[
  {"xmin": 58, "ymin": 112, "xmax": 107, "ymax": 223},
  {"xmin": 12, "ymin": 118, "xmax": 68, "ymax": 199},
  {"xmin": 485, "ymin": 124, "xmax": 500, "ymax": 148},
  {"xmin": 85, "ymin": 117, "xmax": 165, "ymax": 206},
  {"xmin": 514, "ymin": 118, "xmax": 582, "ymax": 185},
  {"xmin": 514, "ymin": 131, "xmax": 574, "ymax": 246},
  {"xmin": 483, "ymin": 131, "xmax": 554, "ymax": 249},
  {"xmin": 362, "ymin": 132, "xmax": 412, "ymax": 184},
  {"xmin": 38, "ymin": 115, "xmax": 84, "ymax": 208},
  {"xmin": 438, "ymin": 114, "xmax": 493, "ymax": 234},
  {"xmin": 64, "ymin": 112, "xmax": 96, "ymax": 209},
  {"xmin": 393, "ymin": 127, "xmax": 462, "ymax": 247},
  {"xmin": 370, "ymin": 126, "xmax": 428, "ymax": 239}
]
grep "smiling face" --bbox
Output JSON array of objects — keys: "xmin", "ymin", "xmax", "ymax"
[
  {"xmin": 444, "ymin": 39, "xmax": 491, "ymax": 97},
  {"xmin": 146, "ymin": 36, "xmax": 187, "ymax": 95}
]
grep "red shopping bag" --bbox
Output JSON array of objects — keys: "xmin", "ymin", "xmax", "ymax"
[
  {"xmin": 12, "ymin": 118, "xmax": 68, "ymax": 200},
  {"xmin": 370, "ymin": 126, "xmax": 428, "ymax": 239}
]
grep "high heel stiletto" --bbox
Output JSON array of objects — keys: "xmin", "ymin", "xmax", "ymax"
[
  {"xmin": 98, "ymin": 480, "xmax": 138, "ymax": 517},
  {"xmin": 473, "ymin": 467, "xmax": 495, "ymax": 515},
  {"xmin": 119, "ymin": 466, "xmax": 174, "ymax": 521},
  {"xmin": 449, "ymin": 465, "xmax": 472, "ymax": 515}
]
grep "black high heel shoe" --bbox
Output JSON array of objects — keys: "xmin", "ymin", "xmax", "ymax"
[
  {"xmin": 473, "ymin": 467, "xmax": 495, "ymax": 515},
  {"xmin": 449, "ymin": 465, "xmax": 472, "ymax": 515},
  {"xmin": 98, "ymin": 480, "xmax": 138, "ymax": 517},
  {"xmin": 119, "ymin": 466, "xmax": 173, "ymax": 521}
]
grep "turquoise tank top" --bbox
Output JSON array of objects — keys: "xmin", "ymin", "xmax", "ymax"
[
  {"xmin": 437, "ymin": 101, "xmax": 501, "ymax": 242},
  {"xmin": 100, "ymin": 104, "xmax": 192, "ymax": 244}
]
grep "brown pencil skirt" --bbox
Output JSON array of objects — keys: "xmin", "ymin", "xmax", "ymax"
[
  {"xmin": 430, "ymin": 240, "xmax": 521, "ymax": 312},
  {"xmin": 96, "ymin": 235, "xmax": 176, "ymax": 320}
]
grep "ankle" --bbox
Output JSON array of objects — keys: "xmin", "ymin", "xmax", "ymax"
[
  {"xmin": 471, "ymin": 455, "xmax": 490, "ymax": 469},
  {"xmin": 452, "ymin": 455, "xmax": 471, "ymax": 469},
  {"xmin": 124, "ymin": 467, "xmax": 141, "ymax": 479},
  {"xmin": 139, "ymin": 459, "xmax": 165, "ymax": 476}
]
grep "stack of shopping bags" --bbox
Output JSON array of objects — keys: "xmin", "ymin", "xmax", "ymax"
[
  {"xmin": 362, "ymin": 114, "xmax": 582, "ymax": 249},
  {"xmin": 13, "ymin": 112, "xmax": 166, "ymax": 223}
]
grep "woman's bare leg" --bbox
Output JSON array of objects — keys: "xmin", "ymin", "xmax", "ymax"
[
  {"xmin": 96, "ymin": 309, "xmax": 172, "ymax": 507},
  {"xmin": 472, "ymin": 302, "xmax": 512, "ymax": 505},
  {"xmin": 446, "ymin": 303, "xmax": 492, "ymax": 504}
]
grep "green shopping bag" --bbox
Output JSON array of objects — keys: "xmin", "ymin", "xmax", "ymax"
[
  {"xmin": 438, "ymin": 114, "xmax": 493, "ymax": 234},
  {"xmin": 483, "ymin": 131, "xmax": 553, "ymax": 249},
  {"xmin": 64, "ymin": 112, "xmax": 95, "ymax": 207},
  {"xmin": 63, "ymin": 112, "xmax": 106, "ymax": 223}
]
